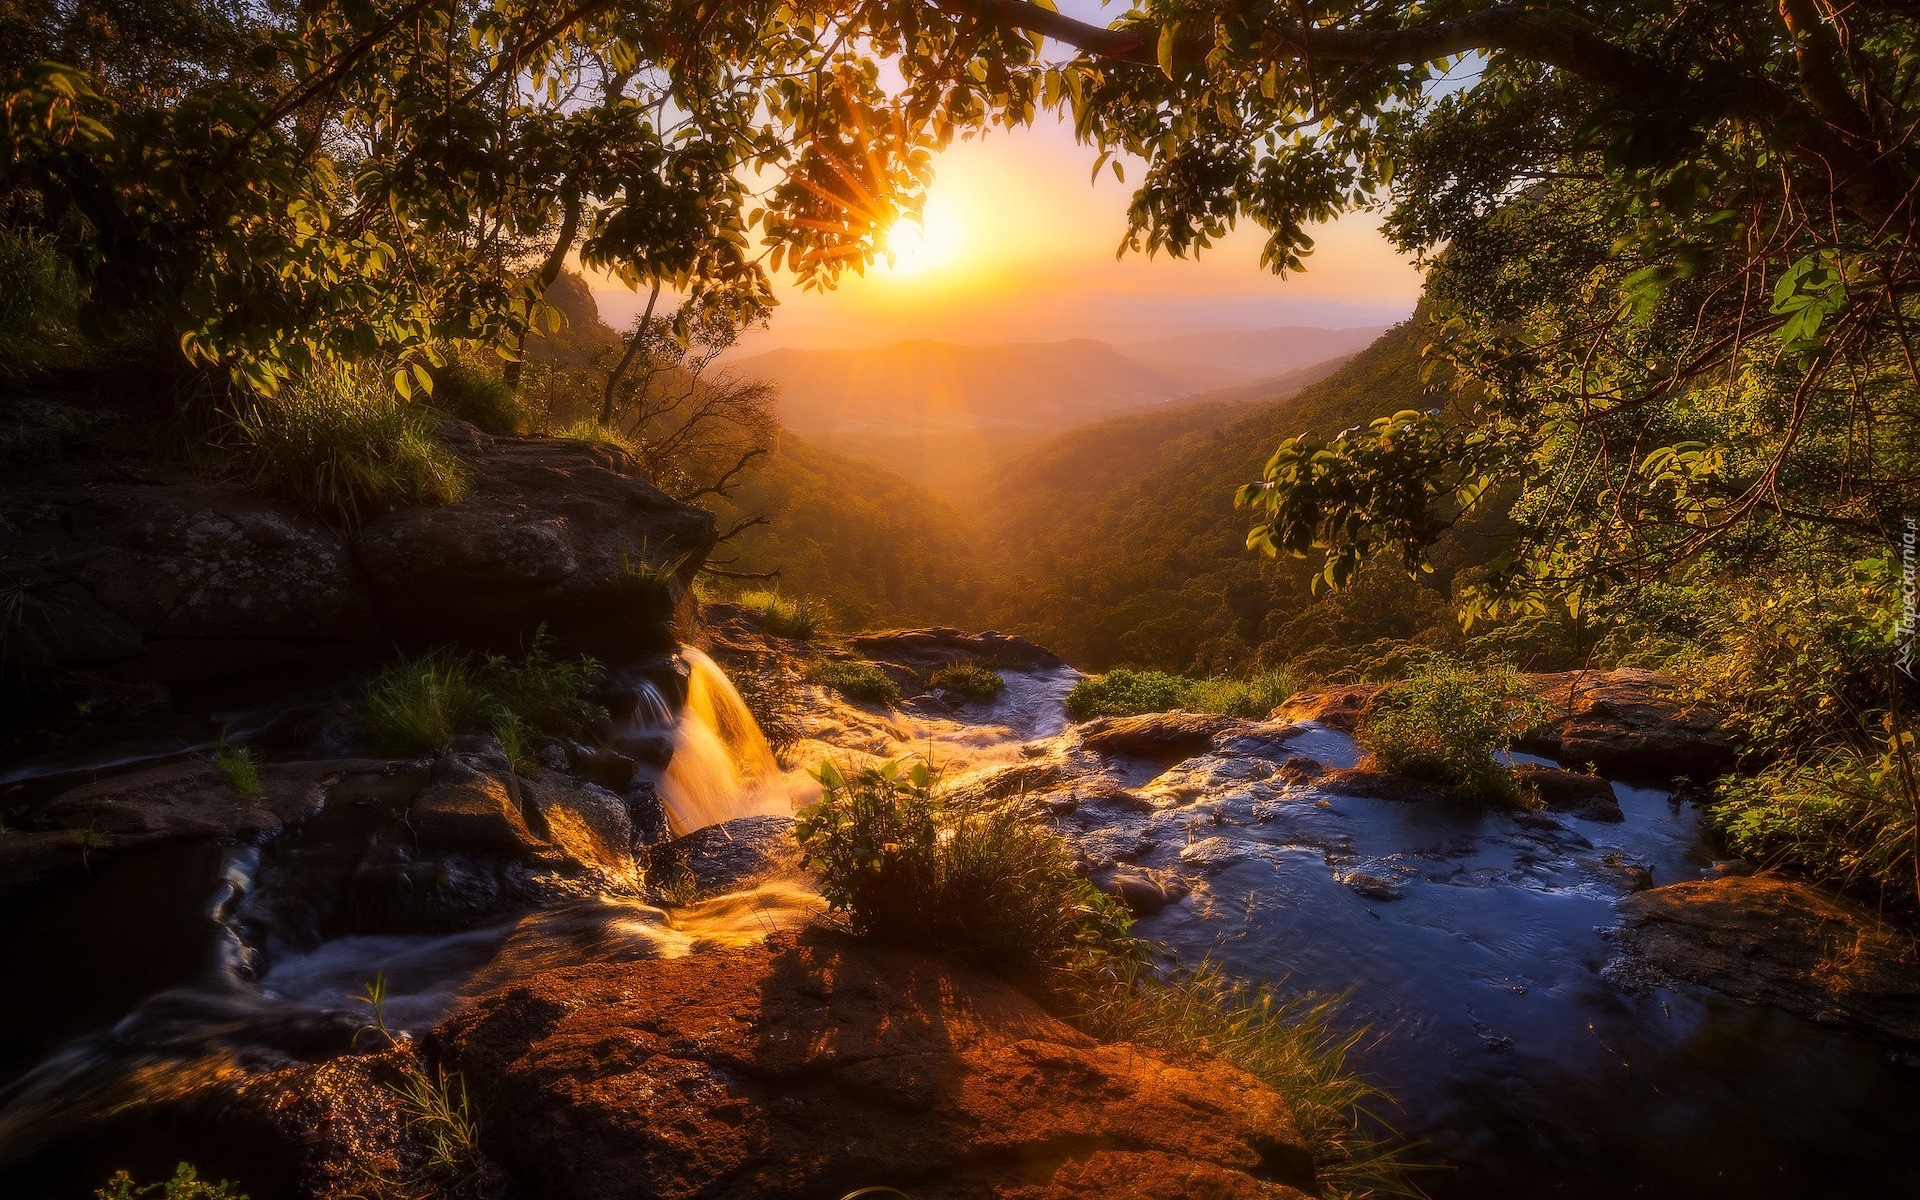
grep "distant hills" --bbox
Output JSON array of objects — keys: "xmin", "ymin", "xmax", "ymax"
[{"xmin": 731, "ymin": 329, "xmax": 1378, "ymax": 497}]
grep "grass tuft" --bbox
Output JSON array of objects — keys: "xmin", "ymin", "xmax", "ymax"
[
  {"xmin": 1067, "ymin": 668, "xmax": 1300, "ymax": 721},
  {"xmin": 811, "ymin": 659, "xmax": 902, "ymax": 706},
  {"xmin": 211, "ymin": 732, "xmax": 261, "ymax": 798},
  {"xmin": 927, "ymin": 661, "xmax": 1005, "ymax": 703},
  {"xmin": 737, "ymin": 589, "xmax": 821, "ymax": 640},
  {"xmin": 1183, "ymin": 669, "xmax": 1302, "ymax": 718},
  {"xmin": 360, "ymin": 629, "xmax": 607, "ymax": 757},
  {"xmin": 227, "ymin": 368, "xmax": 467, "ymax": 527},
  {"xmin": 361, "ymin": 649, "xmax": 485, "ymax": 756},
  {"xmin": 431, "ymin": 360, "xmax": 530, "ymax": 435},
  {"xmin": 94, "ymin": 1164, "xmax": 245, "ymax": 1199}
]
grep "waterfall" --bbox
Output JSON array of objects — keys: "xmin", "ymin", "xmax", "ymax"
[{"xmin": 655, "ymin": 647, "xmax": 790, "ymax": 836}]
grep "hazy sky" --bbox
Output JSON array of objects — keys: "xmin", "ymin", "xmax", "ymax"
[{"xmin": 592, "ymin": 8, "xmax": 1425, "ymax": 351}]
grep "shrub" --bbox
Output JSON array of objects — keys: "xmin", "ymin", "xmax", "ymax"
[
  {"xmin": 1184, "ymin": 669, "xmax": 1301, "ymax": 719},
  {"xmin": 927, "ymin": 661, "xmax": 1005, "ymax": 702},
  {"xmin": 95, "ymin": 1164, "xmax": 244, "ymax": 1199},
  {"xmin": 211, "ymin": 736, "xmax": 261, "ymax": 798},
  {"xmin": 361, "ymin": 649, "xmax": 485, "ymax": 755},
  {"xmin": 1711, "ymin": 726, "xmax": 1920, "ymax": 907},
  {"xmin": 794, "ymin": 757, "xmax": 1133, "ymax": 977},
  {"xmin": 1066, "ymin": 669, "xmax": 1193, "ymax": 720},
  {"xmin": 359, "ymin": 630, "xmax": 607, "ymax": 756},
  {"xmin": 431, "ymin": 360, "xmax": 530, "ymax": 435},
  {"xmin": 227, "ymin": 369, "xmax": 467, "ymax": 526},
  {"xmin": 811, "ymin": 659, "xmax": 901, "ymax": 706},
  {"xmin": 737, "ymin": 589, "xmax": 821, "ymax": 640},
  {"xmin": 1358, "ymin": 656, "xmax": 1552, "ymax": 804},
  {"xmin": 0, "ymin": 229, "xmax": 83, "ymax": 383}
]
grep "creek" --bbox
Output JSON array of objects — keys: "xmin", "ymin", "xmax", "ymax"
[{"xmin": 0, "ymin": 653, "xmax": 1914, "ymax": 1198}]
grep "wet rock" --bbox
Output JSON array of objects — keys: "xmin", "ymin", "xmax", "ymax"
[
  {"xmin": 410, "ymin": 752, "xmax": 550, "ymax": 859},
  {"xmin": 1340, "ymin": 871, "xmax": 1405, "ymax": 901},
  {"xmin": 1511, "ymin": 764, "xmax": 1624, "ymax": 822},
  {"xmin": 848, "ymin": 627, "xmax": 1065, "ymax": 671},
  {"xmin": 1616, "ymin": 875, "xmax": 1920, "ymax": 1042},
  {"xmin": 946, "ymin": 759, "xmax": 1066, "ymax": 805},
  {"xmin": 1097, "ymin": 865, "xmax": 1191, "ymax": 916},
  {"xmin": 3, "ymin": 758, "xmax": 413, "ymax": 896},
  {"xmin": 523, "ymin": 776, "xmax": 637, "ymax": 886},
  {"xmin": 1314, "ymin": 769, "xmax": 1442, "ymax": 804},
  {"xmin": 1520, "ymin": 667, "xmax": 1734, "ymax": 779},
  {"xmin": 1712, "ymin": 858, "xmax": 1756, "ymax": 878},
  {"xmin": 1272, "ymin": 684, "xmax": 1381, "ymax": 731},
  {"xmin": 567, "ymin": 746, "xmax": 637, "ymax": 792},
  {"xmin": 622, "ymin": 781, "xmax": 668, "ymax": 848},
  {"xmin": 1080, "ymin": 712, "xmax": 1245, "ymax": 761},
  {"xmin": 1178, "ymin": 836, "xmax": 1248, "ymax": 872},
  {"xmin": 1275, "ymin": 756, "xmax": 1325, "ymax": 786},
  {"xmin": 646, "ymin": 814, "xmax": 804, "ymax": 896},
  {"xmin": 436, "ymin": 930, "xmax": 1317, "ymax": 1200}
]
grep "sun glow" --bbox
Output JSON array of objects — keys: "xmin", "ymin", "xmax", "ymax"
[{"xmin": 880, "ymin": 195, "xmax": 964, "ymax": 276}]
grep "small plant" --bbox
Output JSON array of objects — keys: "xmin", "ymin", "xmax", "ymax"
[
  {"xmin": 729, "ymin": 653, "xmax": 807, "ymax": 766},
  {"xmin": 481, "ymin": 627, "xmax": 607, "ymax": 743},
  {"xmin": 737, "ymin": 589, "xmax": 821, "ymax": 639},
  {"xmin": 1066, "ymin": 669, "xmax": 1193, "ymax": 720},
  {"xmin": 95, "ymin": 1164, "xmax": 245, "ymax": 1200},
  {"xmin": 431, "ymin": 360, "xmax": 530, "ymax": 435},
  {"xmin": 615, "ymin": 541, "xmax": 692, "ymax": 607},
  {"xmin": 811, "ymin": 659, "xmax": 902, "ymax": 706},
  {"xmin": 361, "ymin": 649, "xmax": 484, "ymax": 755},
  {"xmin": 927, "ymin": 661, "xmax": 1005, "ymax": 703},
  {"xmin": 390, "ymin": 1063, "xmax": 483, "ymax": 1187},
  {"xmin": 210, "ymin": 730, "xmax": 261, "ymax": 798},
  {"xmin": 1358, "ymin": 655, "xmax": 1552, "ymax": 805},
  {"xmin": 554, "ymin": 418, "xmax": 638, "ymax": 454},
  {"xmin": 794, "ymin": 757, "xmax": 1133, "ymax": 978},
  {"xmin": 226, "ymin": 367, "xmax": 467, "ymax": 527},
  {"xmin": 350, "ymin": 971, "xmax": 395, "ymax": 1050}
]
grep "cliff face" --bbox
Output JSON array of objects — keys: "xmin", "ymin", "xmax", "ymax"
[{"xmin": 0, "ymin": 420, "xmax": 716, "ymax": 689}]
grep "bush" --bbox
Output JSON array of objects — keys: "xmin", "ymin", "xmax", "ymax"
[
  {"xmin": 0, "ymin": 229, "xmax": 83, "ymax": 383},
  {"xmin": 1066, "ymin": 669, "xmax": 1193, "ymax": 719},
  {"xmin": 927, "ymin": 661, "xmax": 1005, "ymax": 702},
  {"xmin": 1184, "ymin": 669, "xmax": 1300, "ymax": 719},
  {"xmin": 431, "ymin": 360, "xmax": 530, "ymax": 435},
  {"xmin": 1711, "ymin": 726, "xmax": 1920, "ymax": 908},
  {"xmin": 360, "ymin": 629, "xmax": 606, "ymax": 756},
  {"xmin": 811, "ymin": 659, "xmax": 901, "ymax": 706},
  {"xmin": 1358, "ymin": 656, "xmax": 1552, "ymax": 804},
  {"xmin": 738, "ymin": 589, "xmax": 821, "ymax": 639},
  {"xmin": 228, "ymin": 369, "xmax": 467, "ymax": 526},
  {"xmin": 794, "ymin": 757, "xmax": 1134, "ymax": 978},
  {"xmin": 211, "ymin": 735, "xmax": 261, "ymax": 798}
]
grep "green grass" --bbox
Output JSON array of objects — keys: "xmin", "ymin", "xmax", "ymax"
[
  {"xmin": 211, "ymin": 734, "xmax": 261, "ymax": 798},
  {"xmin": 553, "ymin": 418, "xmax": 638, "ymax": 455},
  {"xmin": 227, "ymin": 369, "xmax": 467, "ymax": 527},
  {"xmin": 737, "ymin": 589, "xmax": 821, "ymax": 639},
  {"xmin": 431, "ymin": 360, "xmax": 531, "ymax": 435},
  {"xmin": 811, "ymin": 659, "xmax": 901, "ymax": 706},
  {"xmin": 615, "ymin": 542, "xmax": 692, "ymax": 608},
  {"xmin": 1066, "ymin": 668, "xmax": 1300, "ymax": 721},
  {"xmin": 1358, "ymin": 655, "xmax": 1552, "ymax": 805},
  {"xmin": 0, "ymin": 229, "xmax": 84, "ymax": 383},
  {"xmin": 359, "ymin": 629, "xmax": 606, "ymax": 756},
  {"xmin": 95, "ymin": 1164, "xmax": 244, "ymax": 1199},
  {"xmin": 928, "ymin": 661, "xmax": 1005, "ymax": 702}
]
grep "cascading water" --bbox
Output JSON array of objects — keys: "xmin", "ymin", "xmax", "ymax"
[{"xmin": 643, "ymin": 647, "xmax": 791, "ymax": 836}]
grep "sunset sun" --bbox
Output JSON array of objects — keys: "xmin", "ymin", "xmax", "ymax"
[{"xmin": 880, "ymin": 195, "xmax": 964, "ymax": 276}]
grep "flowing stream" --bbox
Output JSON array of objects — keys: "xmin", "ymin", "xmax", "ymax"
[{"xmin": 2, "ymin": 653, "xmax": 1915, "ymax": 1199}]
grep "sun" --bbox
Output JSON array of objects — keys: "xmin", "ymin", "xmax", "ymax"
[{"xmin": 880, "ymin": 195, "xmax": 964, "ymax": 276}]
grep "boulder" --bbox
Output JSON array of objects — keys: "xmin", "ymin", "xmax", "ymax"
[
  {"xmin": 354, "ymin": 434, "xmax": 714, "ymax": 655},
  {"xmin": 1096, "ymin": 865, "xmax": 1191, "ymax": 916},
  {"xmin": 1511, "ymin": 763, "xmax": 1624, "ymax": 821},
  {"xmin": 1080, "ymin": 712, "xmax": 1246, "ymax": 761},
  {"xmin": 849, "ymin": 627, "xmax": 1065, "ymax": 671},
  {"xmin": 1312, "ymin": 769, "xmax": 1442, "ymax": 804},
  {"xmin": 1616, "ymin": 875, "xmax": 1920, "ymax": 1042},
  {"xmin": 1271, "ymin": 684, "xmax": 1381, "ymax": 731},
  {"xmin": 409, "ymin": 752, "xmax": 550, "ymax": 859},
  {"xmin": 522, "ymin": 775, "xmax": 638, "ymax": 886},
  {"xmin": 646, "ymin": 814, "xmax": 804, "ymax": 896},
  {"xmin": 1521, "ymin": 667, "xmax": 1734, "ymax": 778},
  {"xmin": 0, "ymin": 432, "xmax": 715, "ymax": 688},
  {"xmin": 435, "ymin": 930, "xmax": 1318, "ymax": 1200}
]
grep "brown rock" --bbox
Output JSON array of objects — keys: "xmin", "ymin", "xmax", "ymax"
[
  {"xmin": 1270, "ymin": 685, "xmax": 1382, "ymax": 732},
  {"xmin": 1313, "ymin": 769, "xmax": 1442, "ymax": 804},
  {"xmin": 1522, "ymin": 667, "xmax": 1734, "ymax": 778},
  {"xmin": 523, "ymin": 775, "xmax": 637, "ymax": 886},
  {"xmin": 1097, "ymin": 865, "xmax": 1191, "ymax": 916},
  {"xmin": 848, "ymin": 627, "xmax": 1065, "ymax": 671},
  {"xmin": 1080, "ymin": 712, "xmax": 1245, "ymax": 761},
  {"xmin": 1511, "ymin": 764, "xmax": 1624, "ymax": 821},
  {"xmin": 437, "ymin": 930, "xmax": 1316, "ymax": 1200},
  {"xmin": 646, "ymin": 814, "xmax": 803, "ymax": 897},
  {"xmin": 410, "ymin": 754, "xmax": 549, "ymax": 858},
  {"xmin": 1617, "ymin": 875, "xmax": 1920, "ymax": 1042}
]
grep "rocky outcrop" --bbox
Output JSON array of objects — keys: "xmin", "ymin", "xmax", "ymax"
[
  {"xmin": 849, "ymin": 627, "xmax": 1065, "ymax": 672},
  {"xmin": 437, "ymin": 930, "xmax": 1318, "ymax": 1200},
  {"xmin": 1520, "ymin": 668, "xmax": 1734, "ymax": 778},
  {"xmin": 1313, "ymin": 768, "xmax": 1442, "ymax": 804},
  {"xmin": 1617, "ymin": 875, "xmax": 1920, "ymax": 1042},
  {"xmin": 1271, "ymin": 684, "xmax": 1379, "ymax": 731},
  {"xmin": 645, "ymin": 813, "xmax": 804, "ymax": 897},
  {"xmin": 0, "ymin": 429, "xmax": 714, "ymax": 687}
]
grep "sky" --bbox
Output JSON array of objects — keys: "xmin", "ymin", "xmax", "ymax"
[{"xmin": 590, "ymin": 7, "xmax": 1426, "ymax": 353}]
